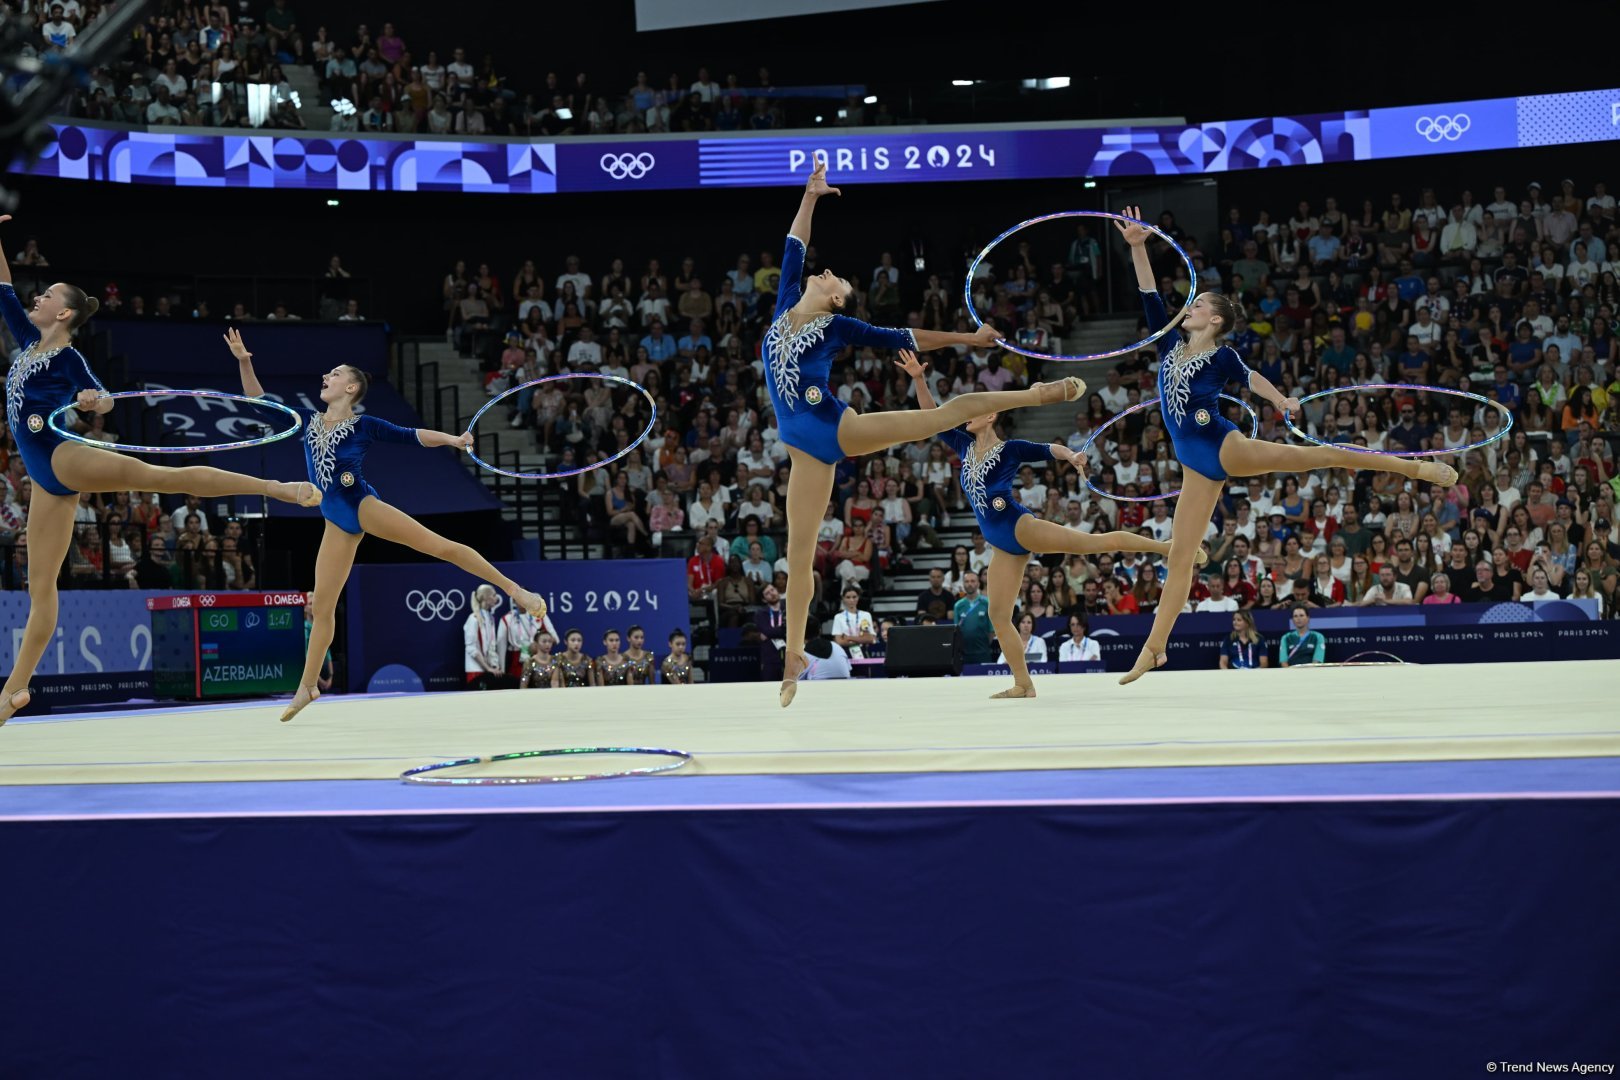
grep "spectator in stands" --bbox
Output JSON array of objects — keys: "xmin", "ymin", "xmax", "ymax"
[
  {"xmin": 1423, "ymin": 571, "xmax": 1460, "ymax": 604},
  {"xmin": 830, "ymin": 587, "xmax": 876, "ymax": 660},
  {"xmin": 830, "ymin": 519, "xmax": 874, "ymax": 592},
  {"xmin": 1277, "ymin": 605, "xmax": 1325, "ymax": 666},
  {"xmin": 686, "ymin": 534, "xmax": 723, "ymax": 601},
  {"xmin": 1359, "ymin": 563, "xmax": 1412, "ymax": 606},
  {"xmin": 1194, "ymin": 575, "xmax": 1238, "ymax": 613},
  {"xmin": 1221, "ymin": 611, "xmax": 1268, "ymax": 670},
  {"xmin": 1057, "ymin": 614, "xmax": 1100, "ymax": 663},
  {"xmin": 716, "ymin": 554, "xmax": 756, "ymax": 628},
  {"xmin": 995, "ymin": 611, "xmax": 1046, "ymax": 666},
  {"xmin": 953, "ymin": 571, "xmax": 992, "ymax": 663},
  {"xmin": 914, "ymin": 567, "xmax": 952, "ymax": 623}
]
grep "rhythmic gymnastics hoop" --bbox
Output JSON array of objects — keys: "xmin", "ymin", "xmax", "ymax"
[
  {"xmin": 1078, "ymin": 393, "xmax": 1260, "ymax": 502},
  {"xmin": 464, "ymin": 372, "xmax": 657, "ymax": 481},
  {"xmin": 400, "ymin": 746, "xmax": 693, "ymax": 786},
  {"xmin": 47, "ymin": 390, "xmax": 303, "ymax": 454},
  {"xmin": 1286, "ymin": 652, "xmax": 1416, "ymax": 668},
  {"xmin": 963, "ymin": 210, "xmax": 1197, "ymax": 363},
  {"xmin": 1282, "ymin": 383, "xmax": 1513, "ymax": 459}
]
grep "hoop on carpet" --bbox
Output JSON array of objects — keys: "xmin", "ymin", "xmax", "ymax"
[
  {"xmin": 464, "ymin": 373, "xmax": 657, "ymax": 481},
  {"xmin": 1288, "ymin": 652, "xmax": 1416, "ymax": 668},
  {"xmin": 401, "ymin": 746, "xmax": 693, "ymax": 786},
  {"xmin": 1282, "ymin": 383, "xmax": 1513, "ymax": 459},
  {"xmin": 1078, "ymin": 393, "xmax": 1260, "ymax": 502},
  {"xmin": 963, "ymin": 210, "xmax": 1197, "ymax": 363},
  {"xmin": 48, "ymin": 390, "xmax": 303, "ymax": 454}
]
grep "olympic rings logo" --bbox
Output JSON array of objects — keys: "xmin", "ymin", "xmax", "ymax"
[
  {"xmin": 1414, "ymin": 114, "xmax": 1470, "ymax": 142},
  {"xmin": 600, "ymin": 152, "xmax": 655, "ymax": 180},
  {"xmin": 405, "ymin": 588, "xmax": 467, "ymax": 621}
]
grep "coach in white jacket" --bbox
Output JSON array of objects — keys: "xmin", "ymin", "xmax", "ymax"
[{"xmin": 464, "ymin": 585, "xmax": 510, "ymax": 689}]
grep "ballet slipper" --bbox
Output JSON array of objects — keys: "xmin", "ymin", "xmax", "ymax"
[
  {"xmin": 280, "ymin": 684, "xmax": 320, "ymax": 723},
  {"xmin": 1117, "ymin": 648, "xmax": 1166, "ymax": 686},
  {"xmin": 1035, "ymin": 377, "xmax": 1088, "ymax": 405},
  {"xmin": 1415, "ymin": 460, "xmax": 1458, "ymax": 487},
  {"xmin": 779, "ymin": 650, "xmax": 808, "ymax": 708},
  {"xmin": 1194, "ymin": 547, "xmax": 1209, "ymax": 568},
  {"xmin": 0, "ymin": 687, "xmax": 33, "ymax": 727},
  {"xmin": 512, "ymin": 588, "xmax": 548, "ymax": 622},
  {"xmin": 990, "ymin": 684, "xmax": 1036, "ymax": 699}
]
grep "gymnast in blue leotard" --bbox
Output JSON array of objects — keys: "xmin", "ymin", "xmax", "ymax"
[
  {"xmin": 1111, "ymin": 205, "xmax": 1459, "ymax": 686},
  {"xmin": 769, "ymin": 158, "xmax": 1088, "ymax": 708},
  {"xmin": 1, "ymin": 218, "xmax": 318, "ymax": 726},
  {"xmin": 901, "ymin": 350, "xmax": 1183, "ymax": 699},
  {"xmin": 226, "ymin": 328, "xmax": 547, "ymax": 721}
]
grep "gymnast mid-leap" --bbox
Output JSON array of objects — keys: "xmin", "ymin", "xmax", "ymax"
[
  {"xmin": 899, "ymin": 349, "xmax": 1200, "ymax": 698},
  {"xmin": 227, "ymin": 329, "xmax": 546, "ymax": 721},
  {"xmin": 769, "ymin": 159, "xmax": 1085, "ymax": 706},
  {"xmin": 1111, "ymin": 206, "xmax": 1456, "ymax": 685},
  {"xmin": 0, "ymin": 218, "xmax": 319, "ymax": 726}
]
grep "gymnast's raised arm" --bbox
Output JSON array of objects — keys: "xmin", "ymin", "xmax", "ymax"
[
  {"xmin": 789, "ymin": 155, "xmax": 840, "ymax": 245},
  {"xmin": 1113, "ymin": 204, "xmax": 1158, "ymax": 292},
  {"xmin": 224, "ymin": 326, "xmax": 267, "ymax": 399}
]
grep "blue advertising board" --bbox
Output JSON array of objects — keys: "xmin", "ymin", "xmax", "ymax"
[
  {"xmin": 344, "ymin": 559, "xmax": 689, "ymax": 693},
  {"xmin": 16, "ymin": 85, "xmax": 1619, "ymax": 195}
]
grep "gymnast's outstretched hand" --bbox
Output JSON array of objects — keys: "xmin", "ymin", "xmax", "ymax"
[
  {"xmin": 1112, "ymin": 204, "xmax": 1151, "ymax": 247},
  {"xmin": 972, "ymin": 322, "xmax": 1000, "ymax": 347},
  {"xmin": 805, "ymin": 155, "xmax": 840, "ymax": 198},
  {"xmin": 1051, "ymin": 443, "xmax": 1085, "ymax": 471},
  {"xmin": 893, "ymin": 348, "xmax": 927, "ymax": 380}
]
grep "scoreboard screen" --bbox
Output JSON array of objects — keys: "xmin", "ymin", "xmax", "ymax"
[{"xmin": 149, "ymin": 593, "xmax": 307, "ymax": 699}]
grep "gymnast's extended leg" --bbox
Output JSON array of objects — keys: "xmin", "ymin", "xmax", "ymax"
[
  {"xmin": 1118, "ymin": 471, "xmax": 1225, "ymax": 685},
  {"xmin": 1217, "ymin": 433, "xmax": 1458, "ymax": 485},
  {"xmin": 779, "ymin": 446, "xmax": 836, "ymax": 707},
  {"xmin": 0, "ymin": 487, "xmax": 77, "ymax": 725},
  {"xmin": 51, "ymin": 442, "xmax": 320, "ymax": 505},
  {"xmin": 280, "ymin": 521, "xmax": 361, "ymax": 722},
  {"xmin": 984, "ymin": 547, "xmax": 1035, "ymax": 699},
  {"xmin": 836, "ymin": 379, "xmax": 1083, "ymax": 458}
]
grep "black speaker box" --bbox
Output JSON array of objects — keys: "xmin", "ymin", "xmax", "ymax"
[{"xmin": 883, "ymin": 624, "xmax": 963, "ymax": 677}]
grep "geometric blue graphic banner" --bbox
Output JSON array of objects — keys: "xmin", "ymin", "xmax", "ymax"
[{"xmin": 15, "ymin": 85, "xmax": 1620, "ymax": 195}]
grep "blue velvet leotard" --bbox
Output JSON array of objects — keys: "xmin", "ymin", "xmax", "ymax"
[
  {"xmin": 764, "ymin": 234, "xmax": 917, "ymax": 464},
  {"xmin": 1141, "ymin": 290, "xmax": 1253, "ymax": 483},
  {"xmin": 294, "ymin": 406, "xmax": 424, "ymax": 534},
  {"xmin": 2, "ymin": 282, "xmax": 105, "ymax": 496},
  {"xmin": 939, "ymin": 426, "xmax": 1054, "ymax": 557}
]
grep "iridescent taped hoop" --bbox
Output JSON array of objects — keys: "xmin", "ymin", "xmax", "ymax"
[
  {"xmin": 400, "ymin": 746, "xmax": 693, "ymax": 786},
  {"xmin": 464, "ymin": 373, "xmax": 657, "ymax": 480},
  {"xmin": 47, "ymin": 390, "xmax": 303, "ymax": 453},
  {"xmin": 1283, "ymin": 383, "xmax": 1513, "ymax": 459},
  {"xmin": 1079, "ymin": 393, "xmax": 1260, "ymax": 502},
  {"xmin": 964, "ymin": 210, "xmax": 1197, "ymax": 362}
]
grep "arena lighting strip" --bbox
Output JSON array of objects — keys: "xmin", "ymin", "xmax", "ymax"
[{"xmin": 16, "ymin": 86, "xmax": 1620, "ymax": 194}]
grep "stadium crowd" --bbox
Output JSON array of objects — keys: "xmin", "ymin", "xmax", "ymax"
[
  {"xmin": 36, "ymin": 0, "xmax": 893, "ymax": 134},
  {"xmin": 448, "ymin": 171, "xmax": 1619, "ymax": 675},
  {"xmin": 4, "ymin": 158, "xmax": 1617, "ymax": 677}
]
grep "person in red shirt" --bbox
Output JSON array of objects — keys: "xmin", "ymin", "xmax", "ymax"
[
  {"xmin": 686, "ymin": 534, "xmax": 725, "ymax": 600},
  {"xmin": 1102, "ymin": 577, "xmax": 1139, "ymax": 614},
  {"xmin": 1221, "ymin": 558, "xmax": 1257, "ymax": 607}
]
